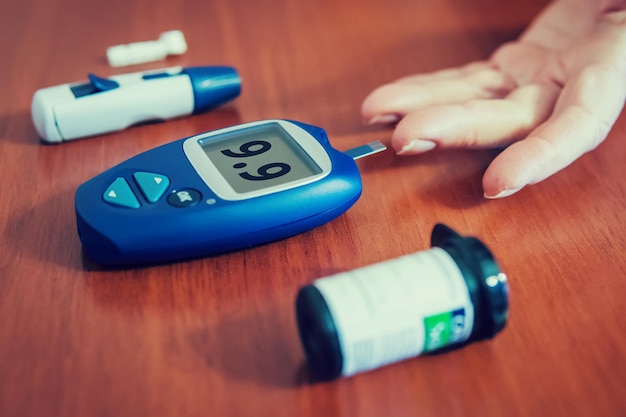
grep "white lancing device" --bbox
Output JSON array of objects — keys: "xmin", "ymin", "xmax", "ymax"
[{"xmin": 31, "ymin": 66, "xmax": 241, "ymax": 143}]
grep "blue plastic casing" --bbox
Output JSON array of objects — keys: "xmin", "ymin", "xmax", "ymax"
[
  {"xmin": 75, "ymin": 120, "xmax": 362, "ymax": 266},
  {"xmin": 182, "ymin": 66, "xmax": 241, "ymax": 113}
]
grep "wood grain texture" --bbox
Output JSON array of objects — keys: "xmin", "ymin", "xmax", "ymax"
[{"xmin": 1, "ymin": 0, "xmax": 625, "ymax": 416}]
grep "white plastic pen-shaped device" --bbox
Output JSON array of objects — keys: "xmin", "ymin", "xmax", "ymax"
[{"xmin": 31, "ymin": 66, "xmax": 241, "ymax": 143}]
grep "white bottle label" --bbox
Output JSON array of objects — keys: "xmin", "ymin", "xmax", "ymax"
[{"xmin": 313, "ymin": 247, "xmax": 474, "ymax": 377}]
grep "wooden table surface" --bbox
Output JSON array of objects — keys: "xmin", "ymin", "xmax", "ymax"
[{"xmin": 1, "ymin": 0, "xmax": 625, "ymax": 416}]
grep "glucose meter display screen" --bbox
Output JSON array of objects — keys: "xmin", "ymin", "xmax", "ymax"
[{"xmin": 201, "ymin": 123, "xmax": 323, "ymax": 194}]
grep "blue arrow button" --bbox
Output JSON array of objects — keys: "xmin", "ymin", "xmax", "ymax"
[
  {"xmin": 103, "ymin": 178, "xmax": 140, "ymax": 209},
  {"xmin": 133, "ymin": 172, "xmax": 170, "ymax": 203}
]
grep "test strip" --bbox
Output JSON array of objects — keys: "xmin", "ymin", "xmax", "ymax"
[{"xmin": 343, "ymin": 141, "xmax": 387, "ymax": 160}]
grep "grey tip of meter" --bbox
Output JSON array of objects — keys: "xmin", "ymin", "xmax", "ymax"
[{"xmin": 343, "ymin": 141, "xmax": 387, "ymax": 160}]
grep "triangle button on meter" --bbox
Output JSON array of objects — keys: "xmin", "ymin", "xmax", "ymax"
[
  {"xmin": 133, "ymin": 172, "xmax": 171, "ymax": 203},
  {"xmin": 103, "ymin": 178, "xmax": 140, "ymax": 209}
]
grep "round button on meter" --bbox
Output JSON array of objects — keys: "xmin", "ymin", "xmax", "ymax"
[{"xmin": 167, "ymin": 189, "xmax": 202, "ymax": 207}]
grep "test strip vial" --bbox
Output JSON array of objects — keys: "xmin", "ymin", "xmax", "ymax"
[{"xmin": 295, "ymin": 223, "xmax": 509, "ymax": 381}]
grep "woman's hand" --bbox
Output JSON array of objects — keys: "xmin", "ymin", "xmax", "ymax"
[{"xmin": 362, "ymin": 0, "xmax": 626, "ymax": 198}]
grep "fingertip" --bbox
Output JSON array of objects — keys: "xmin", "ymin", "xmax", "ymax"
[
  {"xmin": 483, "ymin": 187, "xmax": 523, "ymax": 199},
  {"xmin": 396, "ymin": 139, "xmax": 437, "ymax": 155},
  {"xmin": 365, "ymin": 114, "xmax": 401, "ymax": 125},
  {"xmin": 482, "ymin": 165, "xmax": 525, "ymax": 200},
  {"xmin": 361, "ymin": 84, "xmax": 395, "ymax": 122},
  {"xmin": 361, "ymin": 83, "xmax": 427, "ymax": 123},
  {"xmin": 389, "ymin": 108, "xmax": 446, "ymax": 154},
  {"xmin": 482, "ymin": 142, "xmax": 534, "ymax": 199}
]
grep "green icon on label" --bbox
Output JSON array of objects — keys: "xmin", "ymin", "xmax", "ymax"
[{"xmin": 424, "ymin": 308, "xmax": 466, "ymax": 352}]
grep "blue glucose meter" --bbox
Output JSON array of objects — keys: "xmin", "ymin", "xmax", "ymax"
[{"xmin": 75, "ymin": 119, "xmax": 386, "ymax": 266}]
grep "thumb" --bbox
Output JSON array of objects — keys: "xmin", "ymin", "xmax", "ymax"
[{"xmin": 483, "ymin": 65, "xmax": 626, "ymax": 198}]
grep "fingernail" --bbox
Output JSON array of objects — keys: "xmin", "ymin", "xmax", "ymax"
[
  {"xmin": 367, "ymin": 114, "xmax": 400, "ymax": 125},
  {"xmin": 398, "ymin": 139, "xmax": 437, "ymax": 154},
  {"xmin": 484, "ymin": 187, "xmax": 522, "ymax": 199}
]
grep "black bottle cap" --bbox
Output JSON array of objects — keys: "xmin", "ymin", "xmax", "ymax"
[
  {"xmin": 431, "ymin": 224, "xmax": 509, "ymax": 342},
  {"xmin": 295, "ymin": 285, "xmax": 343, "ymax": 381}
]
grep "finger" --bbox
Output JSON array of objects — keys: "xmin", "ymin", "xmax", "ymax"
[
  {"xmin": 394, "ymin": 62, "xmax": 494, "ymax": 84},
  {"xmin": 390, "ymin": 83, "xmax": 559, "ymax": 154},
  {"xmin": 361, "ymin": 63, "xmax": 516, "ymax": 124},
  {"xmin": 483, "ymin": 64, "xmax": 626, "ymax": 198}
]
